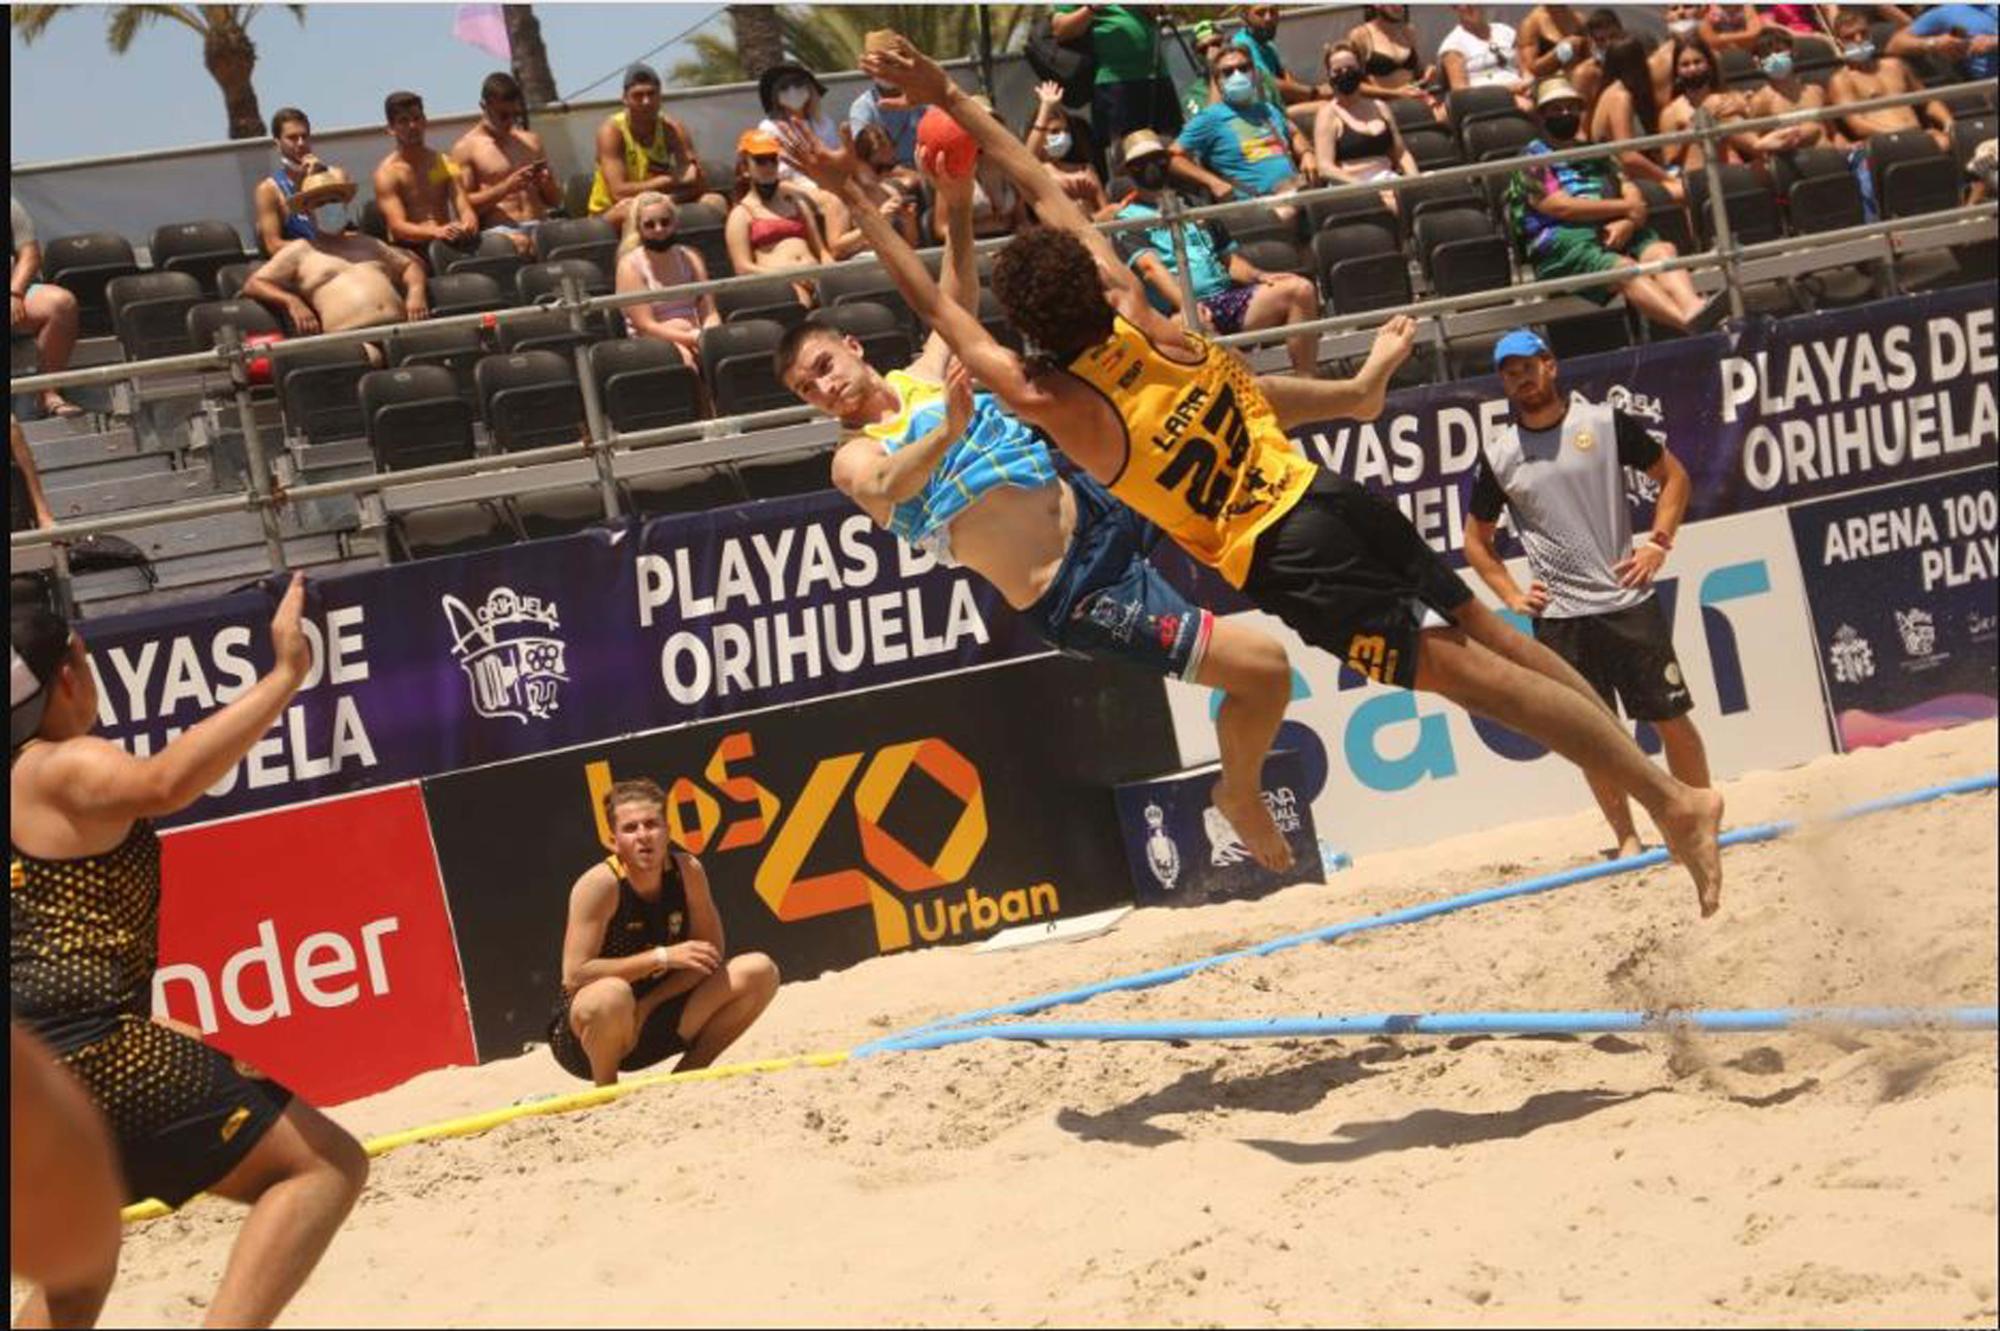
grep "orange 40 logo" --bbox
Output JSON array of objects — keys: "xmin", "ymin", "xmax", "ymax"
[{"xmin": 584, "ymin": 731, "xmax": 986, "ymax": 952}]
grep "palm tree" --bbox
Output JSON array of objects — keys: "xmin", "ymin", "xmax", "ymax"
[
  {"xmin": 671, "ymin": 5, "xmax": 1033, "ymax": 89},
  {"xmin": 503, "ymin": 5, "xmax": 558, "ymax": 108},
  {"xmin": 11, "ymin": 4, "xmax": 304, "ymax": 141},
  {"xmin": 727, "ymin": 4, "xmax": 787, "ymax": 81}
]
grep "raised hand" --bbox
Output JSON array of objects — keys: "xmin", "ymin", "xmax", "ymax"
[
  {"xmin": 772, "ymin": 119, "xmax": 862, "ymax": 196},
  {"xmin": 1035, "ymin": 79, "xmax": 1065, "ymax": 107},
  {"xmin": 269, "ymin": 573, "xmax": 312, "ymax": 685},
  {"xmin": 860, "ymin": 35, "xmax": 954, "ymax": 106}
]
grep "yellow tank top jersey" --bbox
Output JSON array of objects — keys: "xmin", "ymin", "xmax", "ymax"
[
  {"xmin": 1066, "ymin": 316, "xmax": 1315, "ymax": 587},
  {"xmin": 588, "ymin": 112, "xmax": 683, "ymax": 216}
]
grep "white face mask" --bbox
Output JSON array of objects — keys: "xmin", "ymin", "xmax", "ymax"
[
  {"xmin": 1045, "ymin": 131, "xmax": 1073, "ymax": 159},
  {"xmin": 778, "ymin": 85, "xmax": 812, "ymax": 112},
  {"xmin": 1669, "ymin": 18, "xmax": 1699, "ymax": 37},
  {"xmin": 312, "ymin": 204, "xmax": 348, "ymax": 233}
]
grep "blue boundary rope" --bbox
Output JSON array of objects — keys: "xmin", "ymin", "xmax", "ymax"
[
  {"xmin": 853, "ymin": 772, "xmax": 1998, "ymax": 1058},
  {"xmin": 862, "ymin": 1005, "xmax": 2000, "ymax": 1053}
]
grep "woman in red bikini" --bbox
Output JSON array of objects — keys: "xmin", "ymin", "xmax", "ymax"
[{"xmin": 724, "ymin": 128, "xmax": 832, "ymax": 309}]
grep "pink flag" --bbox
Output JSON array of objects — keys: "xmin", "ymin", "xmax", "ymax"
[{"xmin": 453, "ymin": 4, "xmax": 512, "ymax": 61}]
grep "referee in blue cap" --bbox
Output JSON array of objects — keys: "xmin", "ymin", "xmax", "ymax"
[{"xmin": 1463, "ymin": 328, "xmax": 1711, "ymax": 862}]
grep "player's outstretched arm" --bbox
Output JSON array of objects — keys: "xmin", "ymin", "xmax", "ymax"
[{"xmin": 1255, "ymin": 315, "xmax": 1418, "ymax": 430}]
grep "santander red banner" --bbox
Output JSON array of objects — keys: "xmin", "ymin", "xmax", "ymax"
[{"xmin": 153, "ymin": 784, "xmax": 476, "ymax": 1105}]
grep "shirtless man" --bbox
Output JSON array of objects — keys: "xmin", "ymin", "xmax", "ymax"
[
  {"xmin": 372, "ymin": 90, "xmax": 479, "ymax": 264},
  {"xmin": 815, "ymin": 37, "xmax": 1727, "ymax": 914},
  {"xmin": 1828, "ymin": 7, "xmax": 1954, "ymax": 151},
  {"xmin": 589, "ymin": 64, "xmax": 726, "ymax": 227},
  {"xmin": 450, "ymin": 72, "xmax": 563, "ymax": 258},
  {"xmin": 1745, "ymin": 26, "xmax": 1828, "ymax": 157},
  {"xmin": 775, "ymin": 148, "xmax": 1298, "ymax": 869},
  {"xmin": 251, "ymin": 106, "xmax": 324, "ymax": 257},
  {"xmin": 243, "ymin": 167, "xmax": 429, "ymax": 338}
]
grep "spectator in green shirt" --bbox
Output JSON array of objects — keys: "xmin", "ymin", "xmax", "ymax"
[{"xmin": 1053, "ymin": 5, "xmax": 1183, "ymax": 155}]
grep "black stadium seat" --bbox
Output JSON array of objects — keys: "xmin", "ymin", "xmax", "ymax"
[
  {"xmin": 360, "ymin": 365, "xmax": 477, "ymax": 471},
  {"xmin": 388, "ymin": 321, "xmax": 487, "ymax": 411},
  {"xmin": 475, "ymin": 350, "xmax": 584, "ymax": 452},
  {"xmin": 1688, "ymin": 164, "xmax": 1784, "ymax": 246},
  {"xmin": 149, "ymin": 219, "xmax": 248, "ymax": 295},
  {"xmin": 40, "ymin": 231, "xmax": 142, "ymax": 338},
  {"xmin": 1544, "ymin": 307, "xmax": 1632, "ymax": 360},
  {"xmin": 563, "ymin": 171, "xmax": 596, "ymax": 222},
  {"xmin": 516, "ymin": 257, "xmax": 611, "ymax": 305},
  {"xmin": 589, "ymin": 338, "xmax": 704, "ymax": 434},
  {"xmin": 105, "ymin": 271, "xmax": 203, "ymax": 361},
  {"xmin": 672, "ymin": 201, "xmax": 733, "ymax": 280},
  {"xmin": 817, "ymin": 261, "xmax": 917, "ymax": 334},
  {"xmin": 1787, "ymin": 168, "xmax": 1866, "ymax": 235},
  {"xmin": 215, "ymin": 260, "xmax": 257, "ymax": 301},
  {"xmin": 1235, "ymin": 237, "xmax": 1311, "ymax": 279},
  {"xmin": 185, "ymin": 299, "xmax": 283, "ymax": 352},
  {"xmin": 1464, "ymin": 113, "xmax": 1539, "ymax": 163},
  {"xmin": 809, "ymin": 301, "xmax": 915, "ymax": 372},
  {"xmin": 1413, "ymin": 209, "xmax": 1512, "ymax": 296},
  {"xmin": 1401, "ymin": 124, "xmax": 1464, "ymax": 172},
  {"xmin": 275, "ymin": 342, "xmax": 372, "ymax": 444},
  {"xmin": 1446, "ymin": 84, "xmax": 1517, "ymax": 132},
  {"xmin": 1635, "ymin": 179, "xmax": 1698, "ymax": 256},
  {"xmin": 1868, "ymin": 130, "xmax": 1963, "ymax": 218},
  {"xmin": 1717, "ymin": 47, "xmax": 1761, "ymax": 90},
  {"xmin": 1792, "ymin": 36, "xmax": 1839, "ymax": 85},
  {"xmin": 1312, "ymin": 221, "xmax": 1411, "ymax": 313},
  {"xmin": 497, "ymin": 308, "xmax": 596, "ymax": 358},
  {"xmin": 429, "ymin": 230, "xmax": 526, "ymax": 288},
  {"xmin": 699, "ymin": 320, "xmax": 793, "ymax": 417},
  {"xmin": 1387, "ymin": 97, "xmax": 1436, "ymax": 133},
  {"xmin": 716, "ymin": 274, "xmax": 811, "ymax": 329},
  {"xmin": 534, "ymin": 216, "xmax": 619, "ymax": 273},
  {"xmin": 427, "ymin": 271, "xmax": 506, "ymax": 318}
]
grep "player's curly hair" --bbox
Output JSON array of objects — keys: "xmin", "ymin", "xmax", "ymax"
[{"xmin": 990, "ymin": 226, "xmax": 1117, "ymax": 363}]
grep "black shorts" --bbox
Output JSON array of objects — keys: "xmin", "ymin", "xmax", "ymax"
[
  {"xmin": 1241, "ymin": 472, "xmax": 1472, "ymax": 689},
  {"xmin": 548, "ymin": 988, "xmax": 692, "ymax": 1081},
  {"xmin": 59, "ymin": 1015, "xmax": 294, "ymax": 1208},
  {"xmin": 1532, "ymin": 598, "xmax": 1694, "ymax": 722}
]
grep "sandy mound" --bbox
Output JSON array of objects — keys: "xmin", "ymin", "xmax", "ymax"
[{"xmin": 78, "ymin": 724, "xmax": 2000, "ymax": 1327}]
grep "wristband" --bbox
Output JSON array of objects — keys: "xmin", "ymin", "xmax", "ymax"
[
  {"xmin": 654, "ymin": 945, "xmax": 671, "ymax": 970},
  {"xmin": 1647, "ymin": 529, "xmax": 1675, "ymax": 552}
]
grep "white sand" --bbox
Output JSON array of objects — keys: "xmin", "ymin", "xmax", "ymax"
[{"xmin": 80, "ymin": 723, "xmax": 2000, "ymax": 1326}]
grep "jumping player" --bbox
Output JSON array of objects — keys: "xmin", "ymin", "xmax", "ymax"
[
  {"xmin": 9, "ymin": 579, "xmax": 369, "ymax": 1327},
  {"xmin": 776, "ymin": 137, "xmax": 1307, "ymax": 868},
  {"xmin": 798, "ymin": 38, "xmax": 1726, "ymax": 913}
]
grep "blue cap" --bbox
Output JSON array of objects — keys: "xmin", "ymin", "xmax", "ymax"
[{"xmin": 1493, "ymin": 328, "xmax": 1550, "ymax": 368}]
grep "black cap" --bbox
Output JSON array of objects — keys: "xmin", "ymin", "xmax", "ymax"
[
  {"xmin": 10, "ymin": 602, "xmax": 72, "ymax": 751},
  {"xmin": 758, "ymin": 62, "xmax": 827, "ymax": 114},
  {"xmin": 624, "ymin": 63, "xmax": 662, "ymax": 92}
]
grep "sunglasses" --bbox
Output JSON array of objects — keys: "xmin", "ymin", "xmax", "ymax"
[{"xmin": 750, "ymin": 153, "xmax": 780, "ymax": 165}]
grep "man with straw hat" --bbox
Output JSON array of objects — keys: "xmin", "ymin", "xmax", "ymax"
[{"xmin": 242, "ymin": 164, "xmax": 430, "ymax": 340}]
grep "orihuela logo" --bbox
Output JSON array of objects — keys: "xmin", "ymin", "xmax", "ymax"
[
  {"xmin": 443, "ymin": 586, "xmax": 568, "ymax": 723},
  {"xmin": 1894, "ymin": 607, "xmax": 1939, "ymax": 659}
]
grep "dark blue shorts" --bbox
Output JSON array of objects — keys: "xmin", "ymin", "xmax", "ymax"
[{"xmin": 1024, "ymin": 475, "xmax": 1212, "ymax": 681}]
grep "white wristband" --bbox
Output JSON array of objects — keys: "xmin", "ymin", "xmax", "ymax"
[{"xmin": 653, "ymin": 945, "xmax": 671, "ymax": 970}]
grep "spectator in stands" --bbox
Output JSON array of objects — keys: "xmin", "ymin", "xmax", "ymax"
[
  {"xmin": 1652, "ymin": 5, "xmax": 1705, "ymax": 104},
  {"xmin": 1763, "ymin": 5, "xmax": 1831, "ymax": 36},
  {"xmin": 549, "ymin": 778, "xmax": 779, "ymax": 1086},
  {"xmin": 1052, "ymin": 5, "xmax": 1182, "ymax": 148},
  {"xmin": 725, "ymin": 129, "xmax": 831, "ymax": 307},
  {"xmin": 1112, "ymin": 129, "xmax": 1323, "ymax": 377},
  {"xmin": 847, "ymin": 70, "xmax": 922, "ymax": 167},
  {"xmin": 450, "ymin": 72, "xmax": 562, "ymax": 257},
  {"xmin": 8, "ymin": 197, "xmax": 83, "ymax": 419},
  {"xmin": 1028, "ymin": 81, "xmax": 1114, "ymax": 219},
  {"xmin": 818, "ymin": 126, "xmax": 922, "ymax": 259},
  {"xmin": 1699, "ymin": 4, "xmax": 1767, "ymax": 52},
  {"xmin": 1348, "ymin": 4, "xmax": 1439, "ymax": 113},
  {"xmin": 758, "ymin": 61, "xmax": 843, "ymax": 184},
  {"xmin": 1586, "ymin": 8, "xmax": 1629, "ymax": 51},
  {"xmin": 967, "ymin": 95, "xmax": 1030, "ymax": 239},
  {"xmin": 1315, "ymin": 43, "xmax": 1422, "ymax": 214},
  {"xmin": 1659, "ymin": 36, "xmax": 1765, "ymax": 170},
  {"xmin": 589, "ymin": 65, "xmax": 723, "ymax": 226},
  {"xmin": 1440, "ymin": 4, "xmax": 1536, "ymax": 107},
  {"xmin": 1887, "ymin": 4, "xmax": 1999, "ymax": 84},
  {"xmin": 1179, "ymin": 19, "xmax": 1231, "ymax": 122},
  {"xmin": 1173, "ymin": 44, "xmax": 1318, "ymax": 230},
  {"xmin": 1236, "ymin": 4, "xmax": 1330, "ymax": 130},
  {"xmin": 1829, "ymin": 7, "xmax": 1955, "ymax": 151},
  {"xmin": 10, "ymin": 415, "xmax": 55, "ymax": 534},
  {"xmin": 616, "ymin": 192, "xmax": 718, "ymax": 372},
  {"xmin": 373, "ymin": 90, "xmax": 479, "ymax": 266},
  {"xmin": 253, "ymin": 107, "xmax": 324, "ymax": 257},
  {"xmin": 1520, "ymin": 5, "xmax": 1604, "ymax": 110},
  {"xmin": 1746, "ymin": 27, "xmax": 1829, "ymax": 157},
  {"xmin": 1507, "ymin": 79, "xmax": 1726, "ymax": 332},
  {"xmin": 244, "ymin": 167, "xmax": 429, "ymax": 341},
  {"xmin": 1595, "ymin": 37, "xmax": 1683, "ymax": 198}
]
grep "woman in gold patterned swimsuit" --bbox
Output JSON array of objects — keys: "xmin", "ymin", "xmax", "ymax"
[{"xmin": 9, "ymin": 576, "xmax": 368, "ymax": 1328}]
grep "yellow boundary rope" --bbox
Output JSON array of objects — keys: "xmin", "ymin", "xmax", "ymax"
[{"xmin": 119, "ymin": 1049, "xmax": 850, "ymax": 1225}]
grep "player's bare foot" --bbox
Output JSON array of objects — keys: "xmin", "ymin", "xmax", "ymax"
[
  {"xmin": 1657, "ymin": 785, "xmax": 1725, "ymax": 917},
  {"xmin": 1614, "ymin": 832, "xmax": 1644, "ymax": 860},
  {"xmin": 1213, "ymin": 782, "xmax": 1294, "ymax": 872}
]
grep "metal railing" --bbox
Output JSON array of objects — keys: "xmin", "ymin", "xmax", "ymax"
[{"xmin": 12, "ymin": 78, "xmax": 1996, "ymax": 584}]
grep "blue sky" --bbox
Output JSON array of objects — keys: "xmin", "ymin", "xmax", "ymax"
[{"xmin": 10, "ymin": 3, "xmax": 728, "ymax": 165}]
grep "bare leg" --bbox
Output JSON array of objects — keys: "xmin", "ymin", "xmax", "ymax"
[
  {"xmin": 11, "ymin": 1027, "xmax": 122, "ymax": 1331},
  {"xmin": 200, "ymin": 1100, "xmax": 369, "ymax": 1328},
  {"xmin": 1584, "ymin": 767, "xmax": 1645, "ymax": 858},
  {"xmin": 1638, "ymin": 241, "xmax": 1704, "ymax": 318},
  {"xmin": 1188, "ymin": 618, "xmax": 1296, "ymax": 871},
  {"xmin": 1241, "ymin": 272, "xmax": 1320, "ymax": 377},
  {"xmin": 23, "ymin": 286, "xmax": 82, "ymax": 416},
  {"xmin": 675, "ymin": 954, "xmax": 780, "ymax": 1071},
  {"xmin": 1653, "ymin": 713, "xmax": 1711, "ymax": 789},
  {"xmin": 568, "ymin": 977, "xmax": 639, "ymax": 1087},
  {"xmin": 1411, "ymin": 625, "xmax": 1725, "ymax": 915},
  {"xmin": 1616, "ymin": 269, "xmax": 1695, "ymax": 333}
]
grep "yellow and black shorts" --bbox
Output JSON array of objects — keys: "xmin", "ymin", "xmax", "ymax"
[{"xmin": 58, "ymin": 1016, "xmax": 294, "ymax": 1208}]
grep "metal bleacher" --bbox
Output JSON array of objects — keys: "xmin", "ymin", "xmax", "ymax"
[{"xmin": 12, "ymin": 73, "xmax": 1998, "ymax": 617}]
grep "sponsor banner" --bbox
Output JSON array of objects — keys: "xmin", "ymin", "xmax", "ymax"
[
  {"xmin": 78, "ymin": 493, "xmax": 1048, "ymax": 828},
  {"xmin": 1115, "ymin": 749, "xmax": 1321, "ymax": 906},
  {"xmin": 152, "ymin": 784, "xmax": 476, "ymax": 1105},
  {"xmin": 1786, "ymin": 466, "xmax": 2000, "ymax": 751},
  {"xmin": 1165, "ymin": 508, "xmax": 1832, "ymax": 856},
  {"xmin": 420, "ymin": 654, "xmax": 1177, "ymax": 1062}
]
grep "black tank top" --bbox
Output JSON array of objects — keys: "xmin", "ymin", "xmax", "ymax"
[
  {"xmin": 10, "ymin": 780, "xmax": 164, "ymax": 1052},
  {"xmin": 1362, "ymin": 33, "xmax": 1420, "ymax": 79},
  {"xmin": 1333, "ymin": 115, "xmax": 1395, "ymax": 162},
  {"xmin": 584, "ymin": 852, "xmax": 690, "ymax": 1000}
]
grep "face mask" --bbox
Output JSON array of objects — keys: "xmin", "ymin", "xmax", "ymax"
[
  {"xmin": 640, "ymin": 233, "xmax": 678, "ymax": 252},
  {"xmin": 1543, "ymin": 112, "xmax": 1581, "ymax": 140},
  {"xmin": 778, "ymin": 84, "xmax": 812, "ymax": 112},
  {"xmin": 1131, "ymin": 159, "xmax": 1170, "ymax": 190},
  {"xmin": 1554, "ymin": 38, "xmax": 1577, "ymax": 64},
  {"xmin": 1045, "ymin": 132, "xmax": 1073, "ymax": 159},
  {"xmin": 1668, "ymin": 18, "xmax": 1698, "ymax": 37},
  {"xmin": 312, "ymin": 204, "xmax": 347, "ymax": 233},
  {"xmin": 1251, "ymin": 21, "xmax": 1277, "ymax": 39},
  {"xmin": 1677, "ymin": 65, "xmax": 1713, "ymax": 91},
  {"xmin": 1760, "ymin": 51, "xmax": 1795, "ymax": 78},
  {"xmin": 754, "ymin": 178, "xmax": 780, "ymax": 199},
  {"xmin": 1332, "ymin": 67, "xmax": 1364, "ymax": 94},
  {"xmin": 1221, "ymin": 70, "xmax": 1256, "ymax": 104},
  {"xmin": 1842, "ymin": 41, "xmax": 1876, "ymax": 63}
]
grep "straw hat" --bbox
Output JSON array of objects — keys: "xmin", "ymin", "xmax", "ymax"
[
  {"xmin": 291, "ymin": 165, "xmax": 358, "ymax": 213},
  {"xmin": 1534, "ymin": 78, "xmax": 1585, "ymax": 109}
]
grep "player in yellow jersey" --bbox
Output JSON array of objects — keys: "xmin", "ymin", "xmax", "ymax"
[{"xmin": 787, "ymin": 37, "xmax": 1725, "ymax": 915}]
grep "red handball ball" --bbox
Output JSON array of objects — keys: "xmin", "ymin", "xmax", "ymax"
[{"xmin": 917, "ymin": 106, "xmax": 979, "ymax": 178}]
